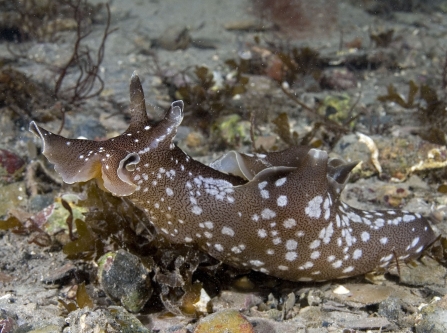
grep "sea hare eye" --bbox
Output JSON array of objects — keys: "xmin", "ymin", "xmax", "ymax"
[
  {"xmin": 118, "ymin": 153, "xmax": 140, "ymax": 175},
  {"xmin": 122, "ymin": 153, "xmax": 140, "ymax": 171}
]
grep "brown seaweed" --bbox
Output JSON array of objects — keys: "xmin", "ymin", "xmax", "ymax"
[
  {"xmin": 160, "ymin": 64, "xmax": 249, "ymax": 132},
  {"xmin": 59, "ymin": 282, "xmax": 94, "ymax": 314},
  {"xmin": 377, "ymin": 80, "xmax": 447, "ymax": 145}
]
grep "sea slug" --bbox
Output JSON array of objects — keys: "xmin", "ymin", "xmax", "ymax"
[{"xmin": 29, "ymin": 73, "xmax": 436, "ymax": 281}]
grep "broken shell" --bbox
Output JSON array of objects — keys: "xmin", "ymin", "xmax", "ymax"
[{"xmin": 333, "ymin": 285, "xmax": 351, "ymax": 295}]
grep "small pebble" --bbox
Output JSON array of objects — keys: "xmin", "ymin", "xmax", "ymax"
[
  {"xmin": 194, "ymin": 309, "xmax": 254, "ymax": 333},
  {"xmin": 97, "ymin": 250, "xmax": 153, "ymax": 313}
]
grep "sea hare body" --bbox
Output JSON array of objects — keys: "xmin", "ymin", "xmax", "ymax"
[{"xmin": 29, "ymin": 73, "xmax": 436, "ymax": 282}]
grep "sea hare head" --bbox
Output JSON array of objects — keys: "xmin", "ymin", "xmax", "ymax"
[{"xmin": 29, "ymin": 72, "xmax": 184, "ymax": 196}]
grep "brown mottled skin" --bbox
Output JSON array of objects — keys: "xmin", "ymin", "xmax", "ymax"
[{"xmin": 29, "ymin": 73, "xmax": 437, "ymax": 282}]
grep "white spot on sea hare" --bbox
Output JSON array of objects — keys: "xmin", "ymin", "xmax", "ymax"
[
  {"xmin": 277, "ymin": 195, "xmax": 288, "ymax": 207},
  {"xmin": 250, "ymin": 260, "xmax": 264, "ymax": 267},
  {"xmin": 332, "ymin": 260, "xmax": 343, "ymax": 268},
  {"xmin": 309, "ymin": 239, "xmax": 321, "ymax": 249},
  {"xmin": 411, "ymin": 236, "xmax": 420, "ymax": 248},
  {"xmin": 261, "ymin": 208, "xmax": 276, "ymax": 219},
  {"xmin": 305, "ymin": 195, "xmax": 323, "ymax": 219},
  {"xmin": 275, "ymin": 177, "xmax": 287, "ymax": 187},
  {"xmin": 260, "ymin": 190, "xmax": 269, "ymax": 199},
  {"xmin": 283, "ymin": 218, "xmax": 296, "ymax": 229},
  {"xmin": 204, "ymin": 221, "xmax": 214, "ymax": 229},
  {"xmin": 311, "ymin": 251, "xmax": 320, "ymax": 259},
  {"xmin": 300, "ymin": 261, "xmax": 313, "ymax": 269},
  {"xmin": 231, "ymin": 246, "xmax": 242, "ymax": 254},
  {"xmin": 192, "ymin": 206, "xmax": 202, "ymax": 215},
  {"xmin": 257, "ymin": 229, "xmax": 267, "ymax": 238},
  {"xmin": 361, "ymin": 231, "xmax": 370, "ymax": 242},
  {"xmin": 272, "ymin": 237, "xmax": 282, "ymax": 245},
  {"xmin": 222, "ymin": 226, "xmax": 234, "ymax": 237},
  {"xmin": 403, "ymin": 215, "xmax": 415, "ymax": 222},
  {"xmin": 320, "ymin": 222, "xmax": 334, "ymax": 244},
  {"xmin": 352, "ymin": 248, "xmax": 362, "ymax": 260},
  {"xmin": 258, "ymin": 181, "xmax": 267, "ymax": 189},
  {"xmin": 285, "ymin": 239, "xmax": 298, "ymax": 250},
  {"xmin": 342, "ymin": 266, "xmax": 354, "ymax": 273},
  {"xmin": 380, "ymin": 254, "xmax": 393, "ymax": 262},
  {"xmin": 285, "ymin": 252, "xmax": 297, "ymax": 261}
]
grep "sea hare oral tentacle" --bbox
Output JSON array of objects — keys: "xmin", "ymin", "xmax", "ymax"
[{"xmin": 29, "ymin": 73, "xmax": 437, "ymax": 282}]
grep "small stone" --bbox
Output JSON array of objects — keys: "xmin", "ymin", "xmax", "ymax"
[
  {"xmin": 232, "ymin": 276, "xmax": 255, "ymax": 291},
  {"xmin": 0, "ymin": 272, "xmax": 13, "ymax": 284},
  {"xmin": 98, "ymin": 250, "xmax": 153, "ymax": 313},
  {"xmin": 73, "ymin": 117, "xmax": 107, "ymax": 139},
  {"xmin": 378, "ymin": 297, "xmax": 402, "ymax": 322},
  {"xmin": 342, "ymin": 317, "xmax": 391, "ymax": 330},
  {"xmin": 320, "ymin": 68, "xmax": 358, "ymax": 91},
  {"xmin": 248, "ymin": 318, "xmax": 306, "ymax": 333},
  {"xmin": 194, "ymin": 288, "xmax": 211, "ymax": 313},
  {"xmin": 416, "ymin": 295, "xmax": 447, "ymax": 333},
  {"xmin": 283, "ymin": 292, "xmax": 296, "ymax": 314},
  {"xmin": 185, "ymin": 131, "xmax": 205, "ymax": 149},
  {"xmin": 157, "ymin": 25, "xmax": 191, "ymax": 51},
  {"xmin": 388, "ymin": 256, "xmax": 447, "ymax": 286},
  {"xmin": 194, "ymin": 309, "xmax": 255, "ymax": 333},
  {"xmin": 0, "ymin": 149, "xmax": 25, "ymax": 183},
  {"xmin": 0, "ymin": 182, "xmax": 27, "ymax": 216},
  {"xmin": 67, "ymin": 306, "xmax": 149, "ymax": 333},
  {"xmin": 224, "ymin": 20, "xmax": 275, "ymax": 31},
  {"xmin": 42, "ymin": 263, "xmax": 76, "ymax": 285},
  {"xmin": 211, "ymin": 290, "xmax": 263, "ymax": 312},
  {"xmin": 331, "ymin": 284, "xmax": 394, "ymax": 307},
  {"xmin": 307, "ymin": 289, "xmax": 322, "ymax": 307},
  {"xmin": 27, "ymin": 324, "xmax": 61, "ymax": 333},
  {"xmin": 0, "ymin": 309, "xmax": 18, "ymax": 333},
  {"xmin": 254, "ymin": 135, "xmax": 276, "ymax": 151}
]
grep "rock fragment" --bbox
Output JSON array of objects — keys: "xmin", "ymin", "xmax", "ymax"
[{"xmin": 98, "ymin": 250, "xmax": 153, "ymax": 313}]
